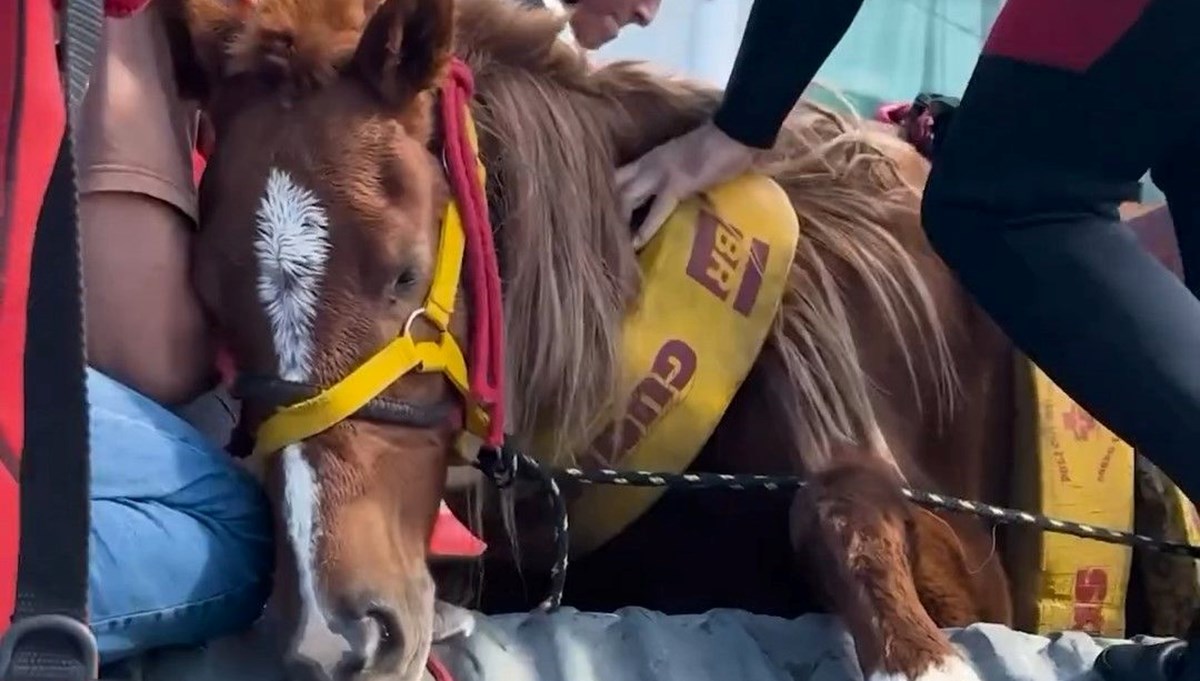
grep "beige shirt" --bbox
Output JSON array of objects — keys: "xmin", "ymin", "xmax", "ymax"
[{"xmin": 76, "ymin": 2, "xmax": 200, "ymax": 224}]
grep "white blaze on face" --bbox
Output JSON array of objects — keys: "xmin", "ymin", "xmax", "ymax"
[
  {"xmin": 254, "ymin": 167, "xmax": 332, "ymax": 642},
  {"xmin": 255, "ymin": 168, "xmax": 330, "ymax": 384}
]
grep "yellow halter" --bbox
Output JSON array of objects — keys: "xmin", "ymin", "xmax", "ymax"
[{"xmin": 250, "ymin": 108, "xmax": 491, "ymax": 459}]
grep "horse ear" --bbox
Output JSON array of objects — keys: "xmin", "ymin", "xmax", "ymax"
[{"xmin": 351, "ymin": 0, "xmax": 455, "ymax": 107}]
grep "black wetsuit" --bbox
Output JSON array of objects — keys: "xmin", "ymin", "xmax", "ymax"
[
  {"xmin": 712, "ymin": 0, "xmax": 865, "ymax": 148},
  {"xmin": 919, "ymin": 3, "xmax": 1200, "ymax": 671},
  {"xmin": 923, "ymin": 0, "xmax": 1200, "ymax": 500},
  {"xmin": 719, "ymin": 0, "xmax": 1200, "ymax": 494},
  {"xmin": 712, "ymin": 1, "xmax": 1200, "ymax": 677}
]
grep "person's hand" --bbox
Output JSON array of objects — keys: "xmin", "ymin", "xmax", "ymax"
[{"xmin": 616, "ymin": 120, "xmax": 757, "ymax": 250}]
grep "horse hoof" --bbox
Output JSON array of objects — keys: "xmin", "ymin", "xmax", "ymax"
[{"xmin": 868, "ymin": 655, "xmax": 982, "ymax": 681}]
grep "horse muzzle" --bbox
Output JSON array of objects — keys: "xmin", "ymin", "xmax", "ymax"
[{"xmin": 285, "ymin": 581, "xmax": 434, "ymax": 681}]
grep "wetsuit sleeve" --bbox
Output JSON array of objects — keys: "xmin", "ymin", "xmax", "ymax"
[{"xmin": 713, "ymin": 0, "xmax": 866, "ymax": 149}]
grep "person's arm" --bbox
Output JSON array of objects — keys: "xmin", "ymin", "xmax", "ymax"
[{"xmin": 713, "ymin": 0, "xmax": 866, "ymax": 149}]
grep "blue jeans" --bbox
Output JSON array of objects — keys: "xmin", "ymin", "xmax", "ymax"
[{"xmin": 87, "ymin": 368, "xmax": 273, "ymax": 664}]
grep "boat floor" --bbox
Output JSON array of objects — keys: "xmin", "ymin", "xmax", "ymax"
[{"xmin": 122, "ymin": 608, "xmax": 1165, "ymax": 681}]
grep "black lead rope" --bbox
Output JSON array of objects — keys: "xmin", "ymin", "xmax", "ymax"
[
  {"xmin": 474, "ymin": 447, "xmax": 568, "ymax": 612},
  {"xmin": 478, "ymin": 445, "xmax": 1200, "ymax": 614},
  {"xmin": 0, "ymin": 0, "xmax": 103, "ymax": 679}
]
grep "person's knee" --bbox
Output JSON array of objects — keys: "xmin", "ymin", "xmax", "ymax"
[
  {"xmin": 920, "ymin": 168, "xmax": 976, "ymax": 267},
  {"xmin": 88, "ymin": 367, "xmax": 268, "ymax": 521},
  {"xmin": 91, "ymin": 499, "xmax": 271, "ymax": 663},
  {"xmin": 88, "ymin": 370, "xmax": 272, "ymax": 660}
]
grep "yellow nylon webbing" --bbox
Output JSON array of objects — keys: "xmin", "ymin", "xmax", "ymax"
[
  {"xmin": 253, "ymin": 333, "xmax": 471, "ymax": 456},
  {"xmin": 251, "ymin": 104, "xmax": 487, "ymax": 458}
]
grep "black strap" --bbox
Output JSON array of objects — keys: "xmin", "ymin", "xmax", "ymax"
[{"xmin": 0, "ymin": 0, "xmax": 103, "ymax": 678}]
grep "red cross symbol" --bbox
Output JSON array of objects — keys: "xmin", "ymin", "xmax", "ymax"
[{"xmin": 1062, "ymin": 404, "xmax": 1098, "ymax": 442}]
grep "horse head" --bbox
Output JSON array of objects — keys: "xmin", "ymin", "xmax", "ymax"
[{"xmin": 173, "ymin": 0, "xmax": 469, "ymax": 678}]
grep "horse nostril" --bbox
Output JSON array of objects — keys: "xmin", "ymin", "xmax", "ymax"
[
  {"xmin": 335, "ymin": 652, "xmax": 367, "ymax": 680},
  {"xmin": 366, "ymin": 606, "xmax": 403, "ymax": 662}
]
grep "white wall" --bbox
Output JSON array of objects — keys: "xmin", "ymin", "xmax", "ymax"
[{"xmin": 595, "ymin": 0, "xmax": 1005, "ymax": 103}]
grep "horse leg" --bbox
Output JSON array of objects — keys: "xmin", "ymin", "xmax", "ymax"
[
  {"xmin": 910, "ymin": 508, "xmax": 1010, "ymax": 627},
  {"xmin": 791, "ymin": 456, "xmax": 982, "ymax": 681},
  {"xmin": 857, "ymin": 395, "xmax": 1012, "ymax": 630}
]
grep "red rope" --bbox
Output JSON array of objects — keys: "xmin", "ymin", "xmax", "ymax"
[
  {"xmin": 439, "ymin": 58, "xmax": 505, "ymax": 447},
  {"xmin": 427, "ymin": 654, "xmax": 456, "ymax": 681}
]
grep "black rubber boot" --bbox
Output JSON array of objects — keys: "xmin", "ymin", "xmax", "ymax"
[
  {"xmin": 1095, "ymin": 613, "xmax": 1200, "ymax": 681},
  {"xmin": 1094, "ymin": 641, "xmax": 1188, "ymax": 681}
]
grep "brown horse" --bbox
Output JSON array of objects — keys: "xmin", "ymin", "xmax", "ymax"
[{"xmin": 169, "ymin": 0, "xmax": 1015, "ymax": 679}]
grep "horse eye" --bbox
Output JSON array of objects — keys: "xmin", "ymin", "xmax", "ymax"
[{"xmin": 392, "ymin": 268, "xmax": 417, "ymax": 296}]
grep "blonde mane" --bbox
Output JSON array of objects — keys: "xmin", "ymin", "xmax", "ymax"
[{"xmin": 454, "ymin": 0, "xmax": 957, "ymax": 466}]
